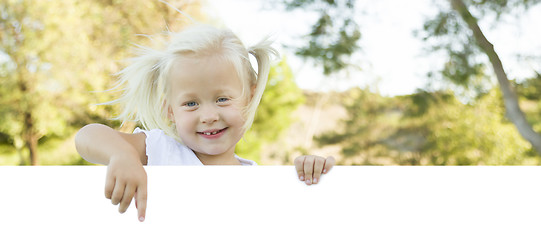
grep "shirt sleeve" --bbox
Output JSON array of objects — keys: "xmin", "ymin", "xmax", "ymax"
[
  {"xmin": 133, "ymin": 128, "xmax": 170, "ymax": 165},
  {"xmin": 236, "ymin": 155, "xmax": 258, "ymax": 166}
]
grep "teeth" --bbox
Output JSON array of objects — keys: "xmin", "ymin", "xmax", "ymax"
[{"xmin": 203, "ymin": 130, "xmax": 220, "ymax": 135}]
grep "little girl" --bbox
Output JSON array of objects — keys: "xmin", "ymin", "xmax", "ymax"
[{"xmin": 75, "ymin": 24, "xmax": 335, "ymax": 222}]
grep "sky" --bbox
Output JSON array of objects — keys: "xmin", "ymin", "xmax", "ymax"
[{"xmin": 205, "ymin": 0, "xmax": 541, "ymax": 96}]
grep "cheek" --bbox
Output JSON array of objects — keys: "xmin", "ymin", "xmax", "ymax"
[
  {"xmin": 173, "ymin": 112, "xmax": 196, "ymax": 133},
  {"xmin": 224, "ymin": 106, "xmax": 245, "ymax": 126}
]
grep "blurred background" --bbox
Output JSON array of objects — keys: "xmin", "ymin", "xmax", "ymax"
[{"xmin": 1, "ymin": 0, "xmax": 541, "ymax": 166}]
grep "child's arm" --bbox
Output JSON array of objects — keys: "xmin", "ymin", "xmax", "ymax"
[
  {"xmin": 75, "ymin": 123, "xmax": 148, "ymax": 221},
  {"xmin": 294, "ymin": 155, "xmax": 335, "ymax": 185}
]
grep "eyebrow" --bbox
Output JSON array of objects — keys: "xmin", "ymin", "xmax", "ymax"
[
  {"xmin": 175, "ymin": 93, "xmax": 198, "ymax": 104},
  {"xmin": 174, "ymin": 88, "xmax": 240, "ymax": 103}
]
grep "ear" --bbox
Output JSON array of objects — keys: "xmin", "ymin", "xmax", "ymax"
[
  {"xmin": 251, "ymin": 84, "xmax": 256, "ymax": 99},
  {"xmin": 164, "ymin": 100, "xmax": 175, "ymax": 123},
  {"xmin": 168, "ymin": 108, "xmax": 175, "ymax": 123}
]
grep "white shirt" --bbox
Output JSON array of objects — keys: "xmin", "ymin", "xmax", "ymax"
[{"xmin": 133, "ymin": 128, "xmax": 257, "ymax": 166}]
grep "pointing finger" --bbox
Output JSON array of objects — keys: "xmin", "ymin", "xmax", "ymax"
[{"xmin": 136, "ymin": 184, "xmax": 147, "ymax": 222}]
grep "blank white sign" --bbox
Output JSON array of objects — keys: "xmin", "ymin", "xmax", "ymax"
[{"xmin": 1, "ymin": 166, "xmax": 540, "ymax": 240}]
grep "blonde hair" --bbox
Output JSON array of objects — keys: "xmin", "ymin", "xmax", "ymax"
[{"xmin": 111, "ymin": 24, "xmax": 277, "ymax": 142}]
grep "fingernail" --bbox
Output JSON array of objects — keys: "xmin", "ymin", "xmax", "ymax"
[
  {"xmin": 300, "ymin": 176, "xmax": 304, "ymax": 181},
  {"xmin": 313, "ymin": 178, "xmax": 318, "ymax": 184},
  {"xmin": 305, "ymin": 179, "xmax": 311, "ymax": 185},
  {"xmin": 139, "ymin": 216, "xmax": 145, "ymax": 222},
  {"xmin": 323, "ymin": 169, "xmax": 327, "ymax": 173}
]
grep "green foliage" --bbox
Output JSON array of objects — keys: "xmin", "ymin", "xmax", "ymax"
[
  {"xmin": 468, "ymin": 0, "xmax": 541, "ymax": 17},
  {"xmin": 1, "ymin": 1, "xmax": 87, "ymax": 165},
  {"xmin": 515, "ymin": 72, "xmax": 541, "ymax": 101},
  {"xmin": 419, "ymin": 0, "xmax": 540, "ymax": 93},
  {"xmin": 236, "ymin": 58, "xmax": 305, "ymax": 162},
  {"xmin": 419, "ymin": 2, "xmax": 488, "ymax": 90},
  {"xmin": 419, "ymin": 0, "xmax": 541, "ymax": 155},
  {"xmin": 315, "ymin": 88, "xmax": 398, "ymax": 164},
  {"xmin": 404, "ymin": 89, "xmax": 535, "ymax": 165},
  {"xmin": 282, "ymin": 0, "xmax": 360, "ymax": 75},
  {"xmin": 0, "ymin": 0, "xmax": 200, "ymax": 165},
  {"xmin": 315, "ymin": 87, "xmax": 540, "ymax": 165},
  {"xmin": 514, "ymin": 73, "xmax": 541, "ymax": 133}
]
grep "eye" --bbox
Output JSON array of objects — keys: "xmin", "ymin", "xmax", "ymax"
[
  {"xmin": 183, "ymin": 101, "xmax": 198, "ymax": 108},
  {"xmin": 217, "ymin": 97, "xmax": 230, "ymax": 103}
]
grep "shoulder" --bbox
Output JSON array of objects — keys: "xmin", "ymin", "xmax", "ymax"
[
  {"xmin": 133, "ymin": 128, "xmax": 165, "ymax": 143},
  {"xmin": 132, "ymin": 128, "xmax": 172, "ymax": 165}
]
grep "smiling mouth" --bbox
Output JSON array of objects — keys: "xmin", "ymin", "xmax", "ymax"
[{"xmin": 198, "ymin": 128, "xmax": 228, "ymax": 136}]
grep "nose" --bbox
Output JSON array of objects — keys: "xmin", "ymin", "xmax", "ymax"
[{"xmin": 199, "ymin": 105, "xmax": 219, "ymax": 124}]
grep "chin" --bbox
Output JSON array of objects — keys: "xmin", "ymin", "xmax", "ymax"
[{"xmin": 196, "ymin": 148, "xmax": 228, "ymax": 156}]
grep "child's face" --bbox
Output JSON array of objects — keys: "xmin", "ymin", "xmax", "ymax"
[{"xmin": 167, "ymin": 56, "xmax": 248, "ymax": 159}]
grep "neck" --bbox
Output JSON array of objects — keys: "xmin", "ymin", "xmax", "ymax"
[{"xmin": 194, "ymin": 148, "xmax": 240, "ymax": 165}]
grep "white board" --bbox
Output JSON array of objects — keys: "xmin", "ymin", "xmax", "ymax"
[{"xmin": 1, "ymin": 166, "xmax": 540, "ymax": 240}]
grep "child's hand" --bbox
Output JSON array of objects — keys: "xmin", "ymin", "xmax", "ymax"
[
  {"xmin": 294, "ymin": 155, "xmax": 335, "ymax": 185},
  {"xmin": 104, "ymin": 154, "xmax": 147, "ymax": 222}
]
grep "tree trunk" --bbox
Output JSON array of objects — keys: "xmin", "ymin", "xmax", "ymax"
[
  {"xmin": 18, "ymin": 65, "xmax": 39, "ymax": 165},
  {"xmin": 23, "ymin": 111, "xmax": 39, "ymax": 166},
  {"xmin": 450, "ymin": 0, "xmax": 541, "ymax": 155}
]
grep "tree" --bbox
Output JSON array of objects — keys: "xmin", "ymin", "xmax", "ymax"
[
  {"xmin": 421, "ymin": 0, "xmax": 541, "ymax": 154},
  {"xmin": 0, "ymin": 0, "xmax": 202, "ymax": 165},
  {"xmin": 1, "ymin": 1, "xmax": 81, "ymax": 165},
  {"xmin": 282, "ymin": 0, "xmax": 361, "ymax": 75},
  {"xmin": 281, "ymin": 0, "xmax": 541, "ymax": 157}
]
